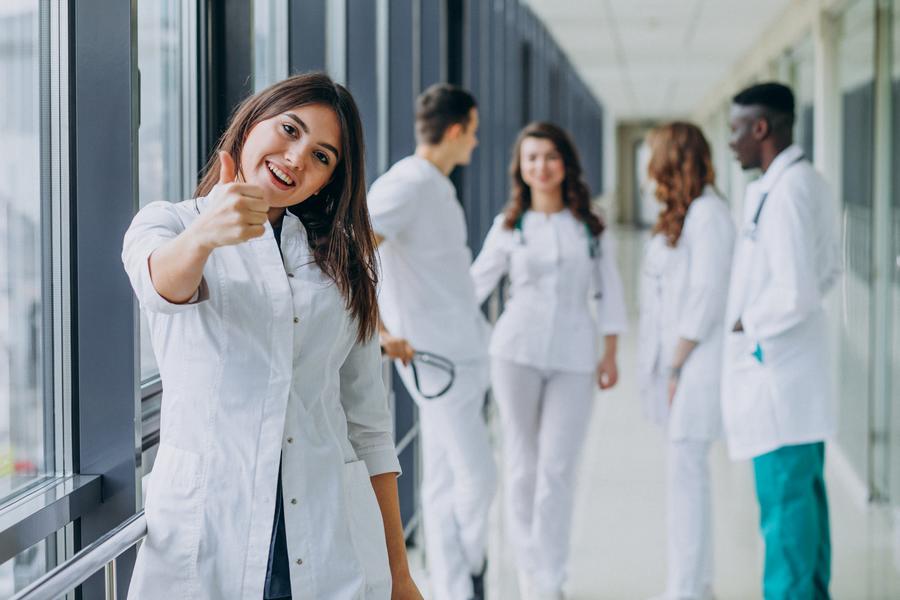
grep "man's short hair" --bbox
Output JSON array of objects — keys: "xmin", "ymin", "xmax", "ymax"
[
  {"xmin": 415, "ymin": 83, "xmax": 477, "ymax": 145},
  {"xmin": 732, "ymin": 82, "xmax": 795, "ymax": 130}
]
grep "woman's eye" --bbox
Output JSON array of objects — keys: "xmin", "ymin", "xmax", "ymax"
[
  {"xmin": 282, "ymin": 123, "xmax": 297, "ymax": 137},
  {"xmin": 314, "ymin": 151, "xmax": 329, "ymax": 165}
]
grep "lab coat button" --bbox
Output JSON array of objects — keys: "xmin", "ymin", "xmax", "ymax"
[
  {"xmin": 287, "ymin": 437, "xmax": 294, "ymax": 444},
  {"xmin": 291, "ymin": 498, "xmax": 297, "ymax": 505},
  {"xmin": 296, "ymin": 558, "xmax": 303, "ymax": 566},
  {"xmin": 287, "ymin": 272, "xmax": 295, "ymax": 278},
  {"xmin": 293, "ymin": 317, "xmax": 299, "ymax": 324}
]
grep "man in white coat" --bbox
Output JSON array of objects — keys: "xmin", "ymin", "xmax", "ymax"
[
  {"xmin": 367, "ymin": 83, "xmax": 496, "ymax": 600},
  {"xmin": 723, "ymin": 82, "xmax": 840, "ymax": 599}
]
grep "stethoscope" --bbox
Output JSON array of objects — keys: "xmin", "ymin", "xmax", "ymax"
[
  {"xmin": 742, "ymin": 153, "xmax": 806, "ymax": 241},
  {"xmin": 408, "ymin": 351, "xmax": 455, "ymax": 400},
  {"xmin": 513, "ymin": 214, "xmax": 600, "ymax": 259}
]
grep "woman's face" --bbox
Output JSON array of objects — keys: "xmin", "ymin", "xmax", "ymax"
[
  {"xmin": 519, "ymin": 137, "xmax": 566, "ymax": 194},
  {"xmin": 240, "ymin": 103, "xmax": 342, "ymax": 208}
]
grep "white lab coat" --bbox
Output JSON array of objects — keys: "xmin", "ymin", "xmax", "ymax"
[
  {"xmin": 721, "ymin": 145, "xmax": 841, "ymax": 460},
  {"xmin": 368, "ymin": 156, "xmax": 489, "ymax": 363},
  {"xmin": 122, "ymin": 198, "xmax": 400, "ymax": 600},
  {"xmin": 470, "ymin": 210, "xmax": 627, "ymax": 373},
  {"xmin": 368, "ymin": 156, "xmax": 496, "ymax": 600},
  {"xmin": 638, "ymin": 188, "xmax": 735, "ymax": 441}
]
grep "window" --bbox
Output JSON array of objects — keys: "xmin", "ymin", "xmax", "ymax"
[
  {"xmin": 0, "ymin": 0, "xmax": 49, "ymax": 503},
  {"xmin": 137, "ymin": 0, "xmax": 196, "ymax": 381},
  {"xmin": 253, "ymin": 0, "xmax": 288, "ymax": 91},
  {"xmin": 835, "ymin": 0, "xmax": 876, "ymax": 485},
  {"xmin": 0, "ymin": 538, "xmax": 48, "ymax": 595}
]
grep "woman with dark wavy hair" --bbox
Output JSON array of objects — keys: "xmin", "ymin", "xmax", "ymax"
[
  {"xmin": 122, "ymin": 72, "xmax": 421, "ymax": 600},
  {"xmin": 471, "ymin": 122, "xmax": 627, "ymax": 600},
  {"xmin": 638, "ymin": 121, "xmax": 734, "ymax": 600}
]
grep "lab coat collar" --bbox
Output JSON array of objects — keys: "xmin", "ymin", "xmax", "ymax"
[{"xmin": 758, "ymin": 145, "xmax": 804, "ymax": 193}]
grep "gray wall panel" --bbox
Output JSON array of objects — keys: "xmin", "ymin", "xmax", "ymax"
[{"xmin": 70, "ymin": 0, "xmax": 139, "ymax": 596}]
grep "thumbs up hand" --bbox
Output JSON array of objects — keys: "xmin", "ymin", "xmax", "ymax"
[{"xmin": 189, "ymin": 151, "xmax": 271, "ymax": 249}]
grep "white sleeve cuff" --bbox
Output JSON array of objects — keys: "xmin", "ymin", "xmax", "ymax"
[{"xmin": 357, "ymin": 444, "xmax": 402, "ymax": 477}]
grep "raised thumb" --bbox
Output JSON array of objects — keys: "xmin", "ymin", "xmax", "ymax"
[{"xmin": 218, "ymin": 150, "xmax": 236, "ymax": 184}]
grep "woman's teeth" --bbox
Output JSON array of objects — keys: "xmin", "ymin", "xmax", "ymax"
[{"xmin": 267, "ymin": 162, "xmax": 294, "ymax": 185}]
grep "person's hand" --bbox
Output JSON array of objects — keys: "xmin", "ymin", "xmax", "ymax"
[
  {"xmin": 188, "ymin": 151, "xmax": 270, "ymax": 249},
  {"xmin": 596, "ymin": 353, "xmax": 618, "ymax": 390},
  {"xmin": 667, "ymin": 374, "xmax": 678, "ymax": 406},
  {"xmin": 380, "ymin": 333, "xmax": 415, "ymax": 366},
  {"xmin": 390, "ymin": 573, "xmax": 423, "ymax": 600}
]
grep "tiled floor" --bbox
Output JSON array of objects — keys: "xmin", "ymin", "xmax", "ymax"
[{"xmin": 409, "ymin": 227, "xmax": 900, "ymax": 600}]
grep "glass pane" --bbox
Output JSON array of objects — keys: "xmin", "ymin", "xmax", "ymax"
[
  {"xmin": 0, "ymin": 538, "xmax": 48, "ymax": 595},
  {"xmin": 792, "ymin": 34, "xmax": 815, "ymax": 160},
  {"xmin": 890, "ymin": 0, "xmax": 900, "ymax": 507},
  {"xmin": 0, "ymin": 1, "xmax": 49, "ymax": 502},
  {"xmin": 137, "ymin": 0, "xmax": 185, "ymax": 381},
  {"xmin": 835, "ymin": 0, "xmax": 876, "ymax": 485},
  {"xmin": 253, "ymin": 0, "xmax": 288, "ymax": 91}
]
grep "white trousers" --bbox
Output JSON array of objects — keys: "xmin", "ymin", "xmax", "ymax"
[
  {"xmin": 665, "ymin": 439, "xmax": 714, "ymax": 599},
  {"xmin": 397, "ymin": 360, "xmax": 497, "ymax": 600},
  {"xmin": 491, "ymin": 358, "xmax": 595, "ymax": 594}
]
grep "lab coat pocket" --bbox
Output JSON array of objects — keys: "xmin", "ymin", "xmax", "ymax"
[
  {"xmin": 138, "ymin": 443, "xmax": 205, "ymax": 597},
  {"xmin": 723, "ymin": 335, "xmax": 779, "ymax": 454},
  {"xmin": 343, "ymin": 460, "xmax": 391, "ymax": 599}
]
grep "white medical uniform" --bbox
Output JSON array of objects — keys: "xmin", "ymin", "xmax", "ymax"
[
  {"xmin": 367, "ymin": 156, "xmax": 496, "ymax": 600},
  {"xmin": 122, "ymin": 199, "xmax": 400, "ymax": 600},
  {"xmin": 722, "ymin": 145, "xmax": 840, "ymax": 461},
  {"xmin": 470, "ymin": 209, "xmax": 627, "ymax": 594},
  {"xmin": 638, "ymin": 188, "xmax": 734, "ymax": 599}
]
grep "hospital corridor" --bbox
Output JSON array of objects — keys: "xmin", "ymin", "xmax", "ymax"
[
  {"xmin": 3, "ymin": 0, "xmax": 900, "ymax": 599},
  {"xmin": 404, "ymin": 227, "xmax": 900, "ymax": 599}
]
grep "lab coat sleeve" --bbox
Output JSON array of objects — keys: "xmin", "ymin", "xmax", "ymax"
[
  {"xmin": 367, "ymin": 176, "xmax": 422, "ymax": 240},
  {"xmin": 340, "ymin": 336, "xmax": 402, "ymax": 477},
  {"xmin": 677, "ymin": 203, "xmax": 735, "ymax": 341},
  {"xmin": 741, "ymin": 180, "xmax": 820, "ymax": 341},
  {"xmin": 121, "ymin": 200, "xmax": 210, "ymax": 315},
  {"xmin": 594, "ymin": 231, "xmax": 628, "ymax": 335},
  {"xmin": 470, "ymin": 215, "xmax": 512, "ymax": 305}
]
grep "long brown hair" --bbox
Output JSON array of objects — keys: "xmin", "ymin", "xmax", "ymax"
[
  {"xmin": 646, "ymin": 122, "xmax": 715, "ymax": 247},
  {"xmin": 503, "ymin": 122, "xmax": 604, "ymax": 235},
  {"xmin": 195, "ymin": 72, "xmax": 378, "ymax": 343}
]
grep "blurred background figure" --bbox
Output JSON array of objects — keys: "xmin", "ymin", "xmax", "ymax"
[
  {"xmin": 638, "ymin": 122, "xmax": 735, "ymax": 600},
  {"xmin": 368, "ymin": 83, "xmax": 496, "ymax": 600},
  {"xmin": 722, "ymin": 82, "xmax": 841, "ymax": 600},
  {"xmin": 471, "ymin": 122, "xmax": 627, "ymax": 600}
]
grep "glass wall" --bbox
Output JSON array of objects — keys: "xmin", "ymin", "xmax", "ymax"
[
  {"xmin": 891, "ymin": 0, "xmax": 900, "ymax": 507},
  {"xmin": 253, "ymin": 0, "xmax": 288, "ymax": 91},
  {"xmin": 792, "ymin": 34, "xmax": 816, "ymax": 160},
  {"xmin": 0, "ymin": 0, "xmax": 47, "ymax": 502},
  {"xmin": 0, "ymin": 539, "xmax": 47, "ymax": 595},
  {"xmin": 835, "ymin": 0, "xmax": 876, "ymax": 483},
  {"xmin": 137, "ymin": 0, "xmax": 193, "ymax": 381}
]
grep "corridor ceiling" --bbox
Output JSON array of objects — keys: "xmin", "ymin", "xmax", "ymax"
[{"xmin": 523, "ymin": 0, "xmax": 794, "ymax": 120}]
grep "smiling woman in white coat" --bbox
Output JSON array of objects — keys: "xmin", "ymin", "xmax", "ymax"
[
  {"xmin": 471, "ymin": 122, "xmax": 627, "ymax": 600},
  {"xmin": 638, "ymin": 122, "xmax": 735, "ymax": 600},
  {"xmin": 121, "ymin": 73, "xmax": 421, "ymax": 600}
]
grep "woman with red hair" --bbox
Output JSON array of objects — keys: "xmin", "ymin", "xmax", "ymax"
[{"xmin": 638, "ymin": 122, "xmax": 735, "ymax": 600}]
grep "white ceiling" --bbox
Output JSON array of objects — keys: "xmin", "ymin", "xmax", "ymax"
[{"xmin": 523, "ymin": 0, "xmax": 794, "ymax": 121}]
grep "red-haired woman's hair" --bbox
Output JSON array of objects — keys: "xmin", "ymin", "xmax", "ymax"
[
  {"xmin": 646, "ymin": 122, "xmax": 715, "ymax": 247},
  {"xmin": 502, "ymin": 122, "xmax": 604, "ymax": 235}
]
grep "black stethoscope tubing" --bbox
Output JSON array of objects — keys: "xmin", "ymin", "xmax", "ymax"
[{"xmin": 409, "ymin": 351, "xmax": 456, "ymax": 400}]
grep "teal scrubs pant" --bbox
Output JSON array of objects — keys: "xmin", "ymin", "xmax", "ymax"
[{"xmin": 753, "ymin": 442, "xmax": 831, "ymax": 600}]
